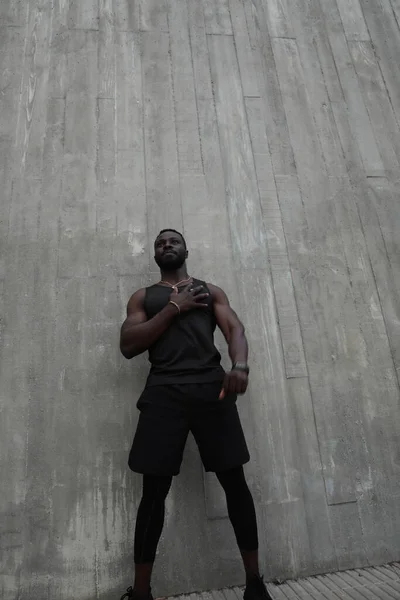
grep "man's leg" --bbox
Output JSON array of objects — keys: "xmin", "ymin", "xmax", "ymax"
[
  {"xmin": 123, "ymin": 385, "xmax": 190, "ymax": 599},
  {"xmin": 216, "ymin": 467, "xmax": 273, "ymax": 600},
  {"xmin": 132, "ymin": 474, "xmax": 173, "ymax": 598},
  {"xmin": 215, "ymin": 467, "xmax": 259, "ymax": 579}
]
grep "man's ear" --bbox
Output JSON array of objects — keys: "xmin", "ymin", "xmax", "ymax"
[{"xmin": 185, "ymin": 250, "xmax": 189, "ymax": 259}]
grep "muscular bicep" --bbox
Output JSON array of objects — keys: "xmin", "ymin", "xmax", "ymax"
[
  {"xmin": 208, "ymin": 284, "xmax": 244, "ymax": 341},
  {"xmin": 121, "ymin": 289, "xmax": 147, "ymax": 333}
]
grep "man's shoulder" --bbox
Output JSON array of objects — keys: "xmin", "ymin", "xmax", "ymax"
[
  {"xmin": 126, "ymin": 287, "xmax": 146, "ymax": 309},
  {"xmin": 204, "ymin": 282, "xmax": 224, "ymax": 294},
  {"xmin": 130, "ymin": 282, "xmax": 158, "ymax": 297},
  {"xmin": 131, "ymin": 287, "xmax": 147, "ymax": 297},
  {"xmin": 194, "ymin": 279, "xmax": 218, "ymax": 294}
]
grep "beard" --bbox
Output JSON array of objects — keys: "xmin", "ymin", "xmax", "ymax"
[{"xmin": 154, "ymin": 251, "xmax": 186, "ymax": 271}]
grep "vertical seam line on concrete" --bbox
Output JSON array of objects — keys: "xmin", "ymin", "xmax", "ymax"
[
  {"xmin": 234, "ymin": 31, "xmax": 289, "ymax": 383},
  {"xmin": 187, "ymin": 2, "xmax": 206, "ymax": 175},
  {"xmin": 141, "ymin": 31, "xmax": 151, "ymax": 272},
  {"xmin": 205, "ymin": 32, "xmax": 237, "ymax": 272},
  {"xmin": 363, "ymin": 177, "xmax": 400, "ymax": 394},
  {"xmin": 166, "ymin": 8, "xmax": 185, "ymax": 236},
  {"xmin": 264, "ymin": 32, "xmax": 333, "ymax": 545}
]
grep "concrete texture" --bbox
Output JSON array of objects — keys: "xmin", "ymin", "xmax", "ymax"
[{"xmin": 1, "ymin": 0, "xmax": 400, "ymax": 598}]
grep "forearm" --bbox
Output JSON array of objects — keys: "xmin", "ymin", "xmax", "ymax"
[
  {"xmin": 227, "ymin": 326, "xmax": 248, "ymax": 365},
  {"xmin": 120, "ymin": 303, "xmax": 178, "ymax": 358}
]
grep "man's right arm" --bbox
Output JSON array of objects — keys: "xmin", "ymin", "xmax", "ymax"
[{"xmin": 119, "ymin": 289, "xmax": 179, "ymax": 359}]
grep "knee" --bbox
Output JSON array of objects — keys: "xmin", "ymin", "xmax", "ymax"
[
  {"xmin": 216, "ymin": 466, "xmax": 248, "ymax": 496},
  {"xmin": 142, "ymin": 474, "xmax": 173, "ymax": 503}
]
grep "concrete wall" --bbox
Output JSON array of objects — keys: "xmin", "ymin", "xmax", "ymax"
[{"xmin": 1, "ymin": 0, "xmax": 400, "ymax": 598}]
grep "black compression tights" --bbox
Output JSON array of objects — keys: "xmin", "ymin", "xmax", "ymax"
[{"xmin": 134, "ymin": 466, "xmax": 258, "ymax": 563}]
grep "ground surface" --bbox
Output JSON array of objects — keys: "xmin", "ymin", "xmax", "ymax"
[{"xmin": 172, "ymin": 563, "xmax": 400, "ymax": 600}]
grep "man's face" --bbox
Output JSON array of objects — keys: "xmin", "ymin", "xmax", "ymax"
[{"xmin": 154, "ymin": 231, "xmax": 188, "ymax": 271}]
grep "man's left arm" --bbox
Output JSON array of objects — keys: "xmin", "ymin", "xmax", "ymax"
[{"xmin": 208, "ymin": 284, "xmax": 249, "ymax": 399}]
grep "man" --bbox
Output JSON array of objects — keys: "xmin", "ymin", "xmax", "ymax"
[{"xmin": 119, "ymin": 229, "xmax": 272, "ymax": 600}]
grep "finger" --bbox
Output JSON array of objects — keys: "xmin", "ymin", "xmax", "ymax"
[
  {"xmin": 193, "ymin": 292, "xmax": 209, "ymax": 301},
  {"xmin": 233, "ymin": 376, "xmax": 243, "ymax": 394},
  {"xmin": 224, "ymin": 376, "xmax": 234, "ymax": 395},
  {"xmin": 238, "ymin": 378, "xmax": 248, "ymax": 394},
  {"xmin": 219, "ymin": 388, "xmax": 225, "ymax": 400},
  {"xmin": 233, "ymin": 374, "xmax": 241, "ymax": 392},
  {"xmin": 191, "ymin": 286, "xmax": 204, "ymax": 296},
  {"xmin": 222, "ymin": 374, "xmax": 230, "ymax": 397},
  {"xmin": 181, "ymin": 282, "xmax": 194, "ymax": 292},
  {"xmin": 238, "ymin": 382, "xmax": 246, "ymax": 394}
]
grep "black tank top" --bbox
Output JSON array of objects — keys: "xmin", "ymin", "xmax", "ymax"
[{"xmin": 143, "ymin": 278, "xmax": 224, "ymax": 386}]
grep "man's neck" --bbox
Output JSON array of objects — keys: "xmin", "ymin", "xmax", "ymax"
[{"xmin": 159, "ymin": 267, "xmax": 190, "ymax": 285}]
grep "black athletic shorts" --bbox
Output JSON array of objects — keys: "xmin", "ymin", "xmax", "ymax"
[{"xmin": 128, "ymin": 382, "xmax": 250, "ymax": 476}]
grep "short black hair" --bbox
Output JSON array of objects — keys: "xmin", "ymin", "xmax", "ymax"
[{"xmin": 156, "ymin": 228, "xmax": 187, "ymax": 249}]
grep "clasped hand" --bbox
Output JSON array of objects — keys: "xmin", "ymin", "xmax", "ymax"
[{"xmin": 219, "ymin": 369, "xmax": 248, "ymax": 399}]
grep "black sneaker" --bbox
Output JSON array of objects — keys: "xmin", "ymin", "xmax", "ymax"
[
  {"xmin": 243, "ymin": 575, "xmax": 274, "ymax": 600},
  {"xmin": 120, "ymin": 586, "xmax": 154, "ymax": 600}
]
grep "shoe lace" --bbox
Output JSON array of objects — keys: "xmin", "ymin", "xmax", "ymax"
[{"xmin": 120, "ymin": 586, "xmax": 133, "ymax": 600}]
